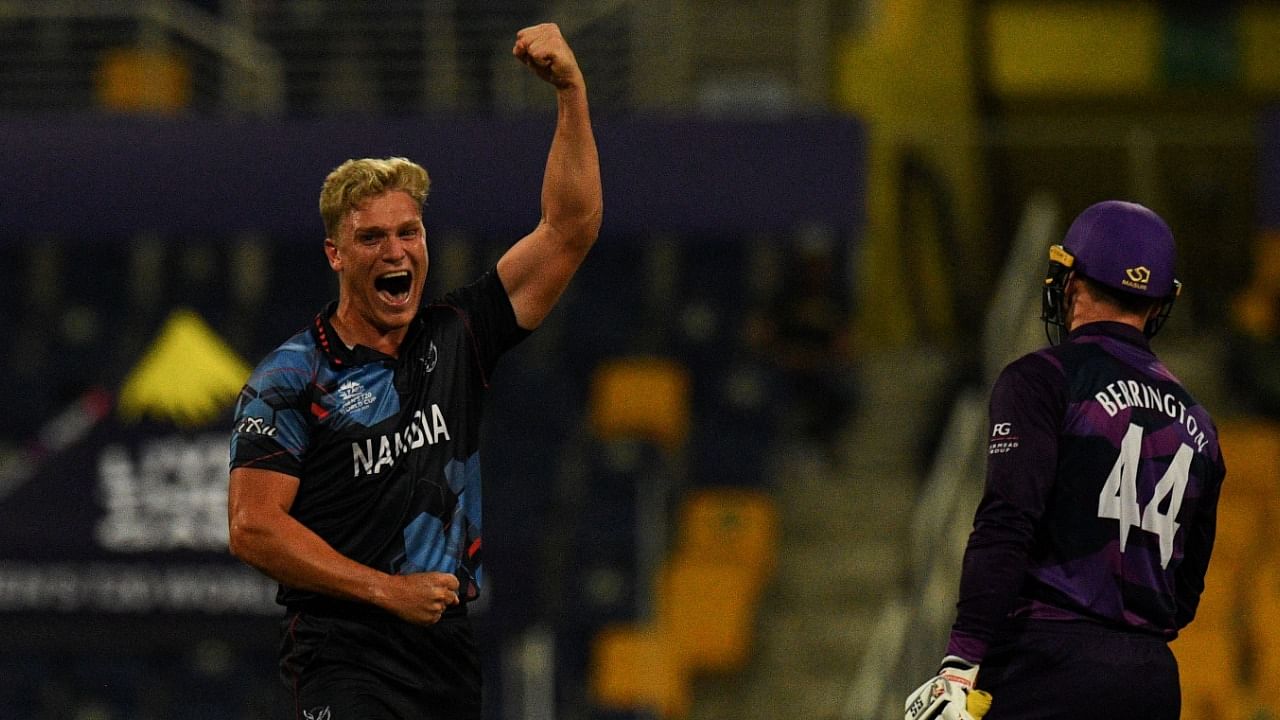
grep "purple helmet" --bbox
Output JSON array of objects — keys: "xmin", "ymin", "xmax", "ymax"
[
  {"xmin": 1061, "ymin": 200, "xmax": 1178, "ymax": 299},
  {"xmin": 1041, "ymin": 200, "xmax": 1182, "ymax": 344}
]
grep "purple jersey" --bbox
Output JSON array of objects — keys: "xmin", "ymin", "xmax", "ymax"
[{"xmin": 947, "ymin": 322, "xmax": 1225, "ymax": 663}]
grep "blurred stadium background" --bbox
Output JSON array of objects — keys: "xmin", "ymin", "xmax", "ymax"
[{"xmin": 0, "ymin": 1, "xmax": 1278, "ymax": 718}]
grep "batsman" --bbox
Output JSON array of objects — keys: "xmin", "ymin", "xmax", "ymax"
[{"xmin": 905, "ymin": 201, "xmax": 1226, "ymax": 720}]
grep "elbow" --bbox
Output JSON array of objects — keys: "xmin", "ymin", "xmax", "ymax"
[
  {"xmin": 227, "ymin": 513, "xmax": 267, "ymax": 566},
  {"xmin": 586, "ymin": 204, "xmax": 603, "ymax": 243},
  {"xmin": 542, "ymin": 212, "xmax": 601, "ymax": 257},
  {"xmin": 568, "ymin": 205, "xmax": 603, "ymax": 251},
  {"xmin": 546, "ymin": 194, "xmax": 602, "ymax": 250},
  {"xmin": 227, "ymin": 520, "xmax": 251, "ymax": 562}
]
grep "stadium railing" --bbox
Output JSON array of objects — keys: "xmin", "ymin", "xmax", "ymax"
[
  {"xmin": 840, "ymin": 194, "xmax": 1063, "ymax": 720},
  {"xmin": 0, "ymin": 0, "xmax": 283, "ymax": 114}
]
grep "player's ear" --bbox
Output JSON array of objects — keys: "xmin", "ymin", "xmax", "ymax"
[
  {"xmin": 1063, "ymin": 271, "xmax": 1080, "ymax": 301},
  {"xmin": 325, "ymin": 237, "xmax": 342, "ymax": 271}
]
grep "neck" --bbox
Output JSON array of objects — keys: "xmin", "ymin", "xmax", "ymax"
[
  {"xmin": 330, "ymin": 304, "xmax": 407, "ymax": 357},
  {"xmin": 1068, "ymin": 296, "xmax": 1147, "ymax": 335}
]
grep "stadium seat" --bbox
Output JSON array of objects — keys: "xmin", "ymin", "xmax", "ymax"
[
  {"xmin": 561, "ymin": 241, "xmax": 656, "ymax": 377},
  {"xmin": 1173, "ymin": 620, "xmax": 1250, "ymax": 720},
  {"xmin": 673, "ymin": 487, "xmax": 780, "ymax": 592},
  {"xmin": 1216, "ymin": 418, "xmax": 1280, "ymax": 500},
  {"xmin": 1232, "ymin": 231, "xmax": 1280, "ymax": 338},
  {"xmin": 1209, "ymin": 486, "xmax": 1268, "ymax": 572},
  {"xmin": 655, "ymin": 557, "xmax": 760, "ymax": 673},
  {"xmin": 1245, "ymin": 558, "xmax": 1280, "ymax": 716},
  {"xmin": 589, "ymin": 357, "xmax": 692, "ymax": 453},
  {"xmin": 96, "ymin": 48, "xmax": 192, "ymax": 112},
  {"xmin": 1168, "ymin": 417, "xmax": 1280, "ymax": 720},
  {"xmin": 1183, "ymin": 539, "xmax": 1243, "ymax": 635},
  {"xmin": 590, "ymin": 623, "xmax": 690, "ymax": 719}
]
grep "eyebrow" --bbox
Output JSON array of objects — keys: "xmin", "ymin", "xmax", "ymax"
[{"xmin": 353, "ymin": 221, "xmax": 420, "ymax": 235}]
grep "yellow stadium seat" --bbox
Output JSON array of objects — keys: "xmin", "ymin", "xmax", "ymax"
[
  {"xmin": 1187, "ymin": 552, "xmax": 1240, "ymax": 632},
  {"xmin": 1252, "ymin": 230, "xmax": 1280, "ymax": 288},
  {"xmin": 1183, "ymin": 417, "xmax": 1280, "ymax": 719},
  {"xmin": 1246, "ymin": 560, "xmax": 1280, "ymax": 703},
  {"xmin": 1231, "ymin": 232, "xmax": 1280, "ymax": 339},
  {"xmin": 655, "ymin": 558, "xmax": 760, "ymax": 673},
  {"xmin": 675, "ymin": 487, "xmax": 780, "ymax": 590},
  {"xmin": 1173, "ymin": 620, "xmax": 1248, "ymax": 720},
  {"xmin": 590, "ymin": 623, "xmax": 690, "ymax": 719},
  {"xmin": 1210, "ymin": 495, "xmax": 1266, "ymax": 568},
  {"xmin": 1217, "ymin": 419, "xmax": 1280, "ymax": 500},
  {"xmin": 96, "ymin": 48, "xmax": 192, "ymax": 112},
  {"xmin": 589, "ymin": 357, "xmax": 691, "ymax": 452}
]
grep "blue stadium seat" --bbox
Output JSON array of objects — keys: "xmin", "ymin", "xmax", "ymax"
[
  {"xmin": 554, "ymin": 438, "xmax": 670, "ymax": 714},
  {"xmin": 559, "ymin": 240, "xmax": 656, "ymax": 376}
]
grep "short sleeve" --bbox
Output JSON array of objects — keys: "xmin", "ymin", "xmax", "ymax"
[
  {"xmin": 229, "ymin": 347, "xmax": 313, "ymax": 477},
  {"xmin": 438, "ymin": 267, "xmax": 530, "ymax": 378}
]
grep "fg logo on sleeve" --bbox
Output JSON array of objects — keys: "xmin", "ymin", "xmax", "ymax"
[{"xmin": 989, "ymin": 422, "xmax": 1017, "ymax": 454}]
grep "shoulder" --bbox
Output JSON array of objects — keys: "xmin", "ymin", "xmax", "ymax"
[
  {"xmin": 997, "ymin": 347, "xmax": 1066, "ymax": 389},
  {"xmin": 246, "ymin": 326, "xmax": 321, "ymax": 394},
  {"xmin": 987, "ymin": 348, "xmax": 1071, "ymax": 421},
  {"xmin": 433, "ymin": 269, "xmax": 507, "ymax": 311}
]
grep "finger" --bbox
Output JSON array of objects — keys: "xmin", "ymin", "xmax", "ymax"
[{"xmin": 512, "ymin": 24, "xmax": 544, "ymax": 54}]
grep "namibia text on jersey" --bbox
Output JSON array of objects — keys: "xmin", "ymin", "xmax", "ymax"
[{"xmin": 351, "ymin": 405, "xmax": 452, "ymax": 477}]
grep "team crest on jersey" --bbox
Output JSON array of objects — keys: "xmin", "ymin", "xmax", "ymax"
[
  {"xmin": 337, "ymin": 380, "xmax": 377, "ymax": 414},
  {"xmin": 302, "ymin": 707, "xmax": 331, "ymax": 720},
  {"xmin": 423, "ymin": 341, "xmax": 438, "ymax": 372}
]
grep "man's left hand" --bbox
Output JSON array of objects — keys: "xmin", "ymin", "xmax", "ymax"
[{"xmin": 512, "ymin": 23, "xmax": 584, "ymax": 90}]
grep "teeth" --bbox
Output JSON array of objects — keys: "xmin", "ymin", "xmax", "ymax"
[{"xmin": 381, "ymin": 271, "xmax": 409, "ymax": 279}]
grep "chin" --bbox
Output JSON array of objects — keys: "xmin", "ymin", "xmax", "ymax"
[{"xmin": 385, "ymin": 310, "xmax": 417, "ymax": 328}]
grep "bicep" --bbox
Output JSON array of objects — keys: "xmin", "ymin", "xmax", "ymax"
[
  {"xmin": 982, "ymin": 357, "xmax": 1064, "ymax": 518},
  {"xmin": 228, "ymin": 466, "xmax": 300, "ymax": 529}
]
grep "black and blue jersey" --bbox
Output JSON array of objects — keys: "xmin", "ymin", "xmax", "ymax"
[
  {"xmin": 948, "ymin": 322, "xmax": 1226, "ymax": 663},
  {"xmin": 229, "ymin": 268, "xmax": 528, "ymax": 611}
]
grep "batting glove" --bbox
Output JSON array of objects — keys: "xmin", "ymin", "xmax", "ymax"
[{"xmin": 904, "ymin": 656, "xmax": 991, "ymax": 720}]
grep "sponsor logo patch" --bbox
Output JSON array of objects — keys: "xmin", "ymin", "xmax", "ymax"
[
  {"xmin": 989, "ymin": 422, "xmax": 1019, "ymax": 454},
  {"xmin": 234, "ymin": 416, "xmax": 277, "ymax": 437},
  {"xmin": 1122, "ymin": 265, "xmax": 1151, "ymax": 291}
]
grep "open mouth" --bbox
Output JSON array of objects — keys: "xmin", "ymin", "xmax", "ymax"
[{"xmin": 374, "ymin": 271, "xmax": 413, "ymax": 303}]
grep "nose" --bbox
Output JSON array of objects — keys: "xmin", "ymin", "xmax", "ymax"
[{"xmin": 381, "ymin": 237, "xmax": 407, "ymax": 262}]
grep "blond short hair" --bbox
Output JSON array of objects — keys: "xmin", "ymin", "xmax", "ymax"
[{"xmin": 319, "ymin": 157, "xmax": 430, "ymax": 239}]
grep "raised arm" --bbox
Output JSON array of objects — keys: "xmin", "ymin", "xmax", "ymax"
[{"xmin": 497, "ymin": 23, "xmax": 603, "ymax": 330}]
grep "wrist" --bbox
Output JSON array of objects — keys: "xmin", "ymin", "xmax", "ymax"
[
  {"xmin": 555, "ymin": 80, "xmax": 588, "ymax": 102},
  {"xmin": 939, "ymin": 655, "xmax": 979, "ymax": 690},
  {"xmin": 363, "ymin": 570, "xmax": 397, "ymax": 609}
]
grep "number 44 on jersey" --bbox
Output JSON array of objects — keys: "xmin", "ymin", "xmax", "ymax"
[{"xmin": 1097, "ymin": 422, "xmax": 1194, "ymax": 569}]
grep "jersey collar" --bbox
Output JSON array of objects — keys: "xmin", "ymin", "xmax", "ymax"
[
  {"xmin": 312, "ymin": 301, "xmax": 410, "ymax": 368},
  {"xmin": 1067, "ymin": 321, "xmax": 1150, "ymax": 350}
]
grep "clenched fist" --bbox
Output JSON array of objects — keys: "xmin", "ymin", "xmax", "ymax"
[
  {"xmin": 512, "ymin": 23, "xmax": 584, "ymax": 90},
  {"xmin": 375, "ymin": 571, "xmax": 460, "ymax": 626}
]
